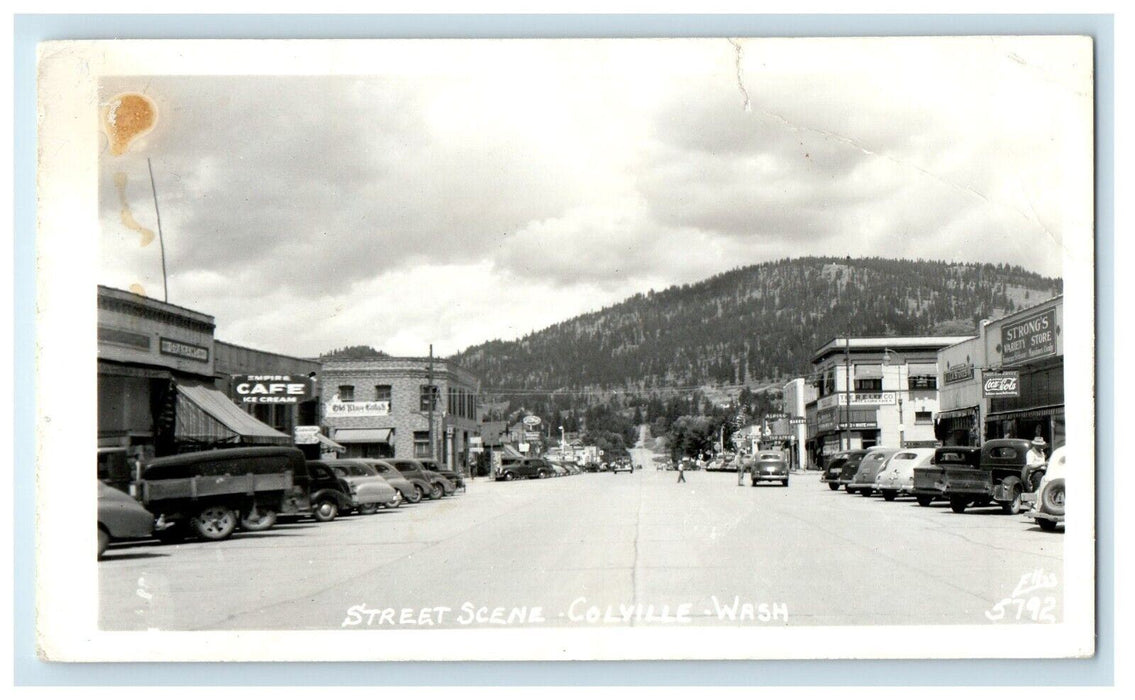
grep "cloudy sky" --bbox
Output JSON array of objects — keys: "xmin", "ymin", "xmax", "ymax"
[{"xmin": 97, "ymin": 37, "xmax": 1091, "ymax": 359}]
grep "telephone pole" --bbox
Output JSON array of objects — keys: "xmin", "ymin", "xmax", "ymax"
[
  {"xmin": 843, "ymin": 334, "xmax": 851, "ymax": 451},
  {"xmin": 427, "ymin": 344, "xmax": 435, "ymax": 459}
]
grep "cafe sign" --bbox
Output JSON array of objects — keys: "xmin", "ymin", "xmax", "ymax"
[
  {"xmin": 983, "ymin": 371, "xmax": 1020, "ymax": 398},
  {"xmin": 233, "ymin": 375, "xmax": 314, "ymax": 404},
  {"xmin": 1001, "ymin": 308, "xmax": 1057, "ymax": 367}
]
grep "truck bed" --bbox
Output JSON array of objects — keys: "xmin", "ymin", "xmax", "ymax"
[
  {"xmin": 942, "ymin": 466, "xmax": 993, "ymax": 496},
  {"xmin": 143, "ymin": 472, "xmax": 293, "ymax": 505}
]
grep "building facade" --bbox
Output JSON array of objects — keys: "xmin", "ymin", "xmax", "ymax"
[
  {"xmin": 782, "ymin": 377, "xmax": 818, "ymax": 469},
  {"xmin": 935, "ymin": 336, "xmax": 985, "ymax": 446},
  {"xmin": 805, "ymin": 335, "xmax": 971, "ymax": 465},
  {"xmin": 319, "ymin": 357, "xmax": 482, "ymax": 470},
  {"xmin": 213, "ymin": 340, "xmax": 321, "ymax": 436}
]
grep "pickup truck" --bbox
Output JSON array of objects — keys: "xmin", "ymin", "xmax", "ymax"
[
  {"xmin": 141, "ymin": 447, "xmax": 310, "ymax": 542},
  {"xmin": 941, "ymin": 439, "xmax": 1043, "ymax": 514},
  {"xmin": 912, "ymin": 446, "xmax": 980, "ymax": 507}
]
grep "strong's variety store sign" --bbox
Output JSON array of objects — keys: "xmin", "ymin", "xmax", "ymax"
[{"xmin": 1000, "ymin": 308, "xmax": 1057, "ymax": 366}]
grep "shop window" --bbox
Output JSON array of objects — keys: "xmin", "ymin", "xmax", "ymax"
[
  {"xmin": 420, "ymin": 385, "xmax": 440, "ymax": 412},
  {"xmin": 909, "ymin": 375, "xmax": 937, "ymax": 390},
  {"xmin": 374, "ymin": 384, "xmax": 391, "ymax": 408},
  {"xmin": 337, "ymin": 385, "xmax": 354, "ymax": 402},
  {"xmin": 413, "ymin": 431, "xmax": 431, "ymax": 458},
  {"xmin": 914, "ymin": 410, "xmax": 934, "ymax": 425},
  {"xmin": 854, "ymin": 378, "xmax": 882, "ymax": 392}
]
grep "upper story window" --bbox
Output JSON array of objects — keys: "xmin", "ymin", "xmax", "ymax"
[
  {"xmin": 375, "ymin": 384, "xmax": 392, "ymax": 407},
  {"xmin": 419, "ymin": 385, "xmax": 440, "ymax": 412},
  {"xmin": 337, "ymin": 385, "xmax": 355, "ymax": 402},
  {"xmin": 854, "ymin": 378, "xmax": 882, "ymax": 392}
]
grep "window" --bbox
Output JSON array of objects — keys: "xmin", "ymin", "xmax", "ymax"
[
  {"xmin": 854, "ymin": 378, "xmax": 882, "ymax": 392},
  {"xmin": 420, "ymin": 385, "xmax": 440, "ymax": 412},
  {"xmin": 374, "ymin": 384, "xmax": 391, "ymax": 408},
  {"xmin": 915, "ymin": 410, "xmax": 933, "ymax": 425},
  {"xmin": 909, "ymin": 375, "xmax": 937, "ymax": 390},
  {"xmin": 413, "ymin": 431, "xmax": 432, "ymax": 458},
  {"xmin": 337, "ymin": 385, "xmax": 355, "ymax": 402}
]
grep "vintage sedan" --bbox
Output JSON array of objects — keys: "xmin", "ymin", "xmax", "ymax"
[
  {"xmin": 1023, "ymin": 446, "xmax": 1066, "ymax": 532},
  {"xmin": 98, "ymin": 481, "xmax": 156, "ymax": 559},
  {"xmin": 389, "ymin": 459, "xmax": 449, "ymax": 500},
  {"xmin": 330, "ymin": 461, "xmax": 402, "ymax": 514},
  {"xmin": 850, "ymin": 448, "xmax": 898, "ymax": 496},
  {"xmin": 360, "ymin": 459, "xmax": 421, "ymax": 504},
  {"xmin": 417, "ymin": 457, "xmax": 465, "ymax": 490},
  {"xmin": 836, "ymin": 450, "xmax": 872, "ymax": 492},
  {"xmin": 496, "ymin": 457, "xmax": 556, "ymax": 481},
  {"xmin": 750, "ymin": 451, "xmax": 790, "ymax": 487},
  {"xmin": 874, "ymin": 448, "xmax": 937, "ymax": 501},
  {"xmin": 820, "ymin": 452, "xmax": 852, "ymax": 490}
]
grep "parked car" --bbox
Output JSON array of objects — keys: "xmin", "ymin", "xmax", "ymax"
[
  {"xmin": 389, "ymin": 459, "xmax": 449, "ymax": 499},
  {"xmin": 835, "ymin": 450, "xmax": 872, "ymax": 492},
  {"xmin": 820, "ymin": 452, "xmax": 852, "ymax": 490},
  {"xmin": 360, "ymin": 459, "xmax": 422, "ymax": 504},
  {"xmin": 330, "ymin": 460, "xmax": 402, "ymax": 513},
  {"xmin": 942, "ymin": 439, "xmax": 1043, "ymax": 514},
  {"xmin": 1023, "ymin": 446, "xmax": 1066, "ymax": 532},
  {"xmin": 417, "ymin": 457, "xmax": 466, "ymax": 490},
  {"xmin": 874, "ymin": 448, "xmax": 937, "ymax": 501},
  {"xmin": 496, "ymin": 457, "xmax": 555, "ymax": 481},
  {"xmin": 97, "ymin": 480, "xmax": 156, "ymax": 559},
  {"xmin": 550, "ymin": 462, "xmax": 569, "ymax": 477},
  {"xmin": 912, "ymin": 446, "xmax": 980, "ymax": 506},
  {"xmin": 302, "ymin": 460, "xmax": 356, "ymax": 522},
  {"xmin": 750, "ymin": 450, "xmax": 790, "ymax": 487},
  {"xmin": 850, "ymin": 448, "xmax": 898, "ymax": 496},
  {"xmin": 140, "ymin": 447, "xmax": 312, "ymax": 542}
]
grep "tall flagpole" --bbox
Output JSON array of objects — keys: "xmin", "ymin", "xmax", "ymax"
[{"xmin": 147, "ymin": 158, "xmax": 169, "ymax": 303}]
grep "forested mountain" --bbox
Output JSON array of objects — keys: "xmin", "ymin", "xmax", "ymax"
[{"xmin": 452, "ymin": 257, "xmax": 1061, "ymax": 398}]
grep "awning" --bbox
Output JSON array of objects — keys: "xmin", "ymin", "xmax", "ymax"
[
  {"xmin": 333, "ymin": 428, "xmax": 393, "ymax": 444},
  {"xmin": 175, "ymin": 383, "xmax": 291, "ymax": 445},
  {"xmin": 936, "ymin": 406, "xmax": 979, "ymax": 420},
  {"xmin": 317, "ymin": 433, "xmax": 347, "ymax": 452},
  {"xmin": 501, "ymin": 444, "xmax": 525, "ymax": 460},
  {"xmin": 908, "ymin": 362, "xmax": 938, "ymax": 376},
  {"xmin": 854, "ymin": 364, "xmax": 883, "ymax": 379},
  {"xmin": 985, "ymin": 405, "xmax": 1065, "ymax": 421}
]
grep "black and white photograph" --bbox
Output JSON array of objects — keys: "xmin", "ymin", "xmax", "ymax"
[{"xmin": 33, "ymin": 34, "xmax": 1097, "ymax": 663}]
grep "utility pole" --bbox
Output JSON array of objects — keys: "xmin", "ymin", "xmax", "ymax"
[
  {"xmin": 843, "ymin": 334, "xmax": 851, "ymax": 451},
  {"xmin": 427, "ymin": 344, "xmax": 435, "ymax": 459}
]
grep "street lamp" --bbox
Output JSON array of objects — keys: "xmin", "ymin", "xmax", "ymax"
[{"xmin": 559, "ymin": 425, "xmax": 565, "ymax": 453}]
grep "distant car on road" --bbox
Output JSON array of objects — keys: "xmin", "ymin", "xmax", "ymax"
[
  {"xmin": 750, "ymin": 451, "xmax": 790, "ymax": 487},
  {"xmin": 496, "ymin": 457, "xmax": 555, "ymax": 481},
  {"xmin": 611, "ymin": 460, "xmax": 633, "ymax": 474}
]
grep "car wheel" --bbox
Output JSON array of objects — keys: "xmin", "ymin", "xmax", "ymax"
[
  {"xmin": 1001, "ymin": 486, "xmax": 1024, "ymax": 515},
  {"xmin": 949, "ymin": 497, "xmax": 969, "ymax": 514},
  {"xmin": 407, "ymin": 486, "xmax": 423, "ymax": 503},
  {"xmin": 538, "ymin": 471, "xmax": 548, "ymax": 479},
  {"xmin": 860, "ymin": 487, "xmax": 873, "ymax": 497},
  {"xmin": 97, "ymin": 527, "xmax": 110, "ymax": 559},
  {"xmin": 240, "ymin": 506, "xmax": 278, "ymax": 531},
  {"xmin": 192, "ymin": 505, "xmax": 238, "ymax": 540},
  {"xmin": 503, "ymin": 471, "xmax": 515, "ymax": 481},
  {"xmin": 882, "ymin": 490, "xmax": 897, "ymax": 502},
  {"xmin": 313, "ymin": 499, "xmax": 339, "ymax": 522},
  {"xmin": 916, "ymin": 495, "xmax": 934, "ymax": 507},
  {"xmin": 828, "ymin": 482, "xmax": 840, "ymax": 491},
  {"xmin": 782, "ymin": 479, "xmax": 789, "ymax": 487},
  {"xmin": 428, "ymin": 484, "xmax": 443, "ymax": 500},
  {"xmin": 358, "ymin": 503, "xmax": 379, "ymax": 515},
  {"xmin": 1037, "ymin": 518, "xmax": 1059, "ymax": 532},
  {"xmin": 1041, "ymin": 479, "xmax": 1065, "ymax": 516}
]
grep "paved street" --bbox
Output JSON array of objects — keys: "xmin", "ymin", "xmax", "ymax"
[{"xmin": 99, "ymin": 467, "xmax": 1063, "ymax": 631}]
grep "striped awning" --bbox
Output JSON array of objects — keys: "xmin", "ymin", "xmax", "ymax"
[
  {"xmin": 175, "ymin": 383, "xmax": 291, "ymax": 445},
  {"xmin": 317, "ymin": 433, "xmax": 346, "ymax": 452}
]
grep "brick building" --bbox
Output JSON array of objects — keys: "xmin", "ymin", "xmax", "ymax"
[{"xmin": 319, "ymin": 357, "xmax": 482, "ymax": 471}]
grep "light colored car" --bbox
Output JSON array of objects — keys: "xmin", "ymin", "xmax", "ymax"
[
  {"xmin": 750, "ymin": 451, "xmax": 790, "ymax": 487},
  {"xmin": 1023, "ymin": 446, "xmax": 1065, "ymax": 532},
  {"xmin": 360, "ymin": 459, "xmax": 421, "ymax": 504},
  {"xmin": 330, "ymin": 462, "xmax": 401, "ymax": 514},
  {"xmin": 98, "ymin": 481, "xmax": 156, "ymax": 559},
  {"xmin": 849, "ymin": 448, "xmax": 898, "ymax": 495},
  {"xmin": 874, "ymin": 448, "xmax": 937, "ymax": 501}
]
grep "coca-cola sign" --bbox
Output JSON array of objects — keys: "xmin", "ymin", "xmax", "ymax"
[{"xmin": 983, "ymin": 371, "xmax": 1020, "ymax": 397}]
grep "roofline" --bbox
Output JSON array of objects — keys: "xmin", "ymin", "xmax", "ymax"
[
  {"xmin": 214, "ymin": 339, "xmax": 321, "ymax": 367},
  {"xmin": 811, "ymin": 335, "xmax": 975, "ymax": 359},
  {"xmin": 98, "ymin": 285, "xmax": 215, "ymax": 325}
]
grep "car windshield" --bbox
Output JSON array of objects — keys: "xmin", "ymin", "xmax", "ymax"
[{"xmin": 332, "ymin": 467, "xmax": 348, "ymax": 477}]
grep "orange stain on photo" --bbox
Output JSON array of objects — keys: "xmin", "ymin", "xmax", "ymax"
[
  {"xmin": 113, "ymin": 172, "xmax": 155, "ymax": 247},
  {"xmin": 102, "ymin": 93, "xmax": 158, "ymax": 156}
]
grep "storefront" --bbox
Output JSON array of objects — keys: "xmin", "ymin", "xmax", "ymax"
[
  {"xmin": 935, "ymin": 337, "xmax": 984, "ymax": 446},
  {"xmin": 981, "ymin": 297, "xmax": 1064, "ymax": 450}
]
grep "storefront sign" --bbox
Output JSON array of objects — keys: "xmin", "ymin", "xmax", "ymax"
[
  {"xmin": 839, "ymin": 421, "xmax": 878, "ymax": 430},
  {"xmin": 789, "ymin": 417, "xmax": 807, "ymax": 425},
  {"xmin": 902, "ymin": 440, "xmax": 940, "ymax": 448},
  {"xmin": 522, "ymin": 415, "xmax": 542, "ymax": 427},
  {"xmin": 524, "ymin": 431, "xmax": 541, "ymax": 441},
  {"xmin": 99, "ymin": 326, "xmax": 151, "ymax": 350},
  {"xmin": 764, "ymin": 412, "xmax": 789, "ymax": 420},
  {"xmin": 944, "ymin": 363, "xmax": 975, "ymax": 385},
  {"xmin": 233, "ymin": 375, "xmax": 314, "ymax": 404},
  {"xmin": 159, "ymin": 337, "xmax": 209, "ymax": 362},
  {"xmin": 819, "ymin": 392, "xmax": 897, "ymax": 407},
  {"xmin": 325, "ymin": 400, "xmax": 391, "ymax": 417},
  {"xmin": 293, "ymin": 425, "xmax": 321, "ymax": 445},
  {"xmin": 1001, "ymin": 308, "xmax": 1057, "ymax": 366},
  {"xmin": 983, "ymin": 371, "xmax": 1020, "ymax": 398},
  {"xmin": 818, "ymin": 395, "xmax": 839, "ymax": 411}
]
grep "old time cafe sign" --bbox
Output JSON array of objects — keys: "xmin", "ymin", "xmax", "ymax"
[
  {"xmin": 1001, "ymin": 308, "xmax": 1057, "ymax": 367},
  {"xmin": 232, "ymin": 375, "xmax": 314, "ymax": 404}
]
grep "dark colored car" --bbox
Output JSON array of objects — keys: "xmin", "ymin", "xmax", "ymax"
[
  {"xmin": 416, "ymin": 457, "xmax": 465, "ymax": 490},
  {"xmin": 389, "ymin": 459, "xmax": 449, "ymax": 500},
  {"xmin": 360, "ymin": 459, "xmax": 422, "ymax": 503},
  {"xmin": 942, "ymin": 439, "xmax": 1042, "ymax": 514},
  {"xmin": 913, "ymin": 446, "xmax": 980, "ymax": 506},
  {"xmin": 496, "ymin": 457, "xmax": 555, "ymax": 481},
  {"xmin": 820, "ymin": 452, "xmax": 852, "ymax": 490},
  {"xmin": 302, "ymin": 460, "xmax": 355, "ymax": 522},
  {"xmin": 98, "ymin": 481, "xmax": 156, "ymax": 559},
  {"xmin": 750, "ymin": 451, "xmax": 790, "ymax": 487},
  {"xmin": 836, "ymin": 450, "xmax": 872, "ymax": 491}
]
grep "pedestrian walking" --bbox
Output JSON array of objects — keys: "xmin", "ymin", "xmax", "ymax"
[
  {"xmin": 735, "ymin": 451, "xmax": 747, "ymax": 486},
  {"xmin": 677, "ymin": 458, "xmax": 687, "ymax": 484}
]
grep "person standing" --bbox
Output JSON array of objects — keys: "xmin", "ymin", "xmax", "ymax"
[
  {"xmin": 736, "ymin": 451, "xmax": 747, "ymax": 486},
  {"xmin": 677, "ymin": 458, "xmax": 686, "ymax": 484}
]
